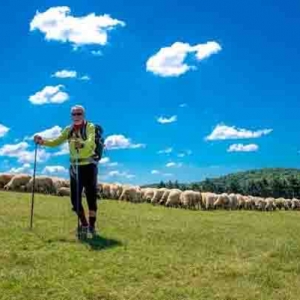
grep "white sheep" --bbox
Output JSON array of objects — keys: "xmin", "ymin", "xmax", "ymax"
[
  {"xmin": 4, "ymin": 174, "xmax": 31, "ymax": 191},
  {"xmin": 26, "ymin": 176, "xmax": 56, "ymax": 194},
  {"xmin": 159, "ymin": 189, "xmax": 171, "ymax": 205},
  {"xmin": 0, "ymin": 173, "xmax": 15, "ymax": 189},
  {"xmin": 201, "ymin": 192, "xmax": 217, "ymax": 210},
  {"xmin": 291, "ymin": 198, "xmax": 300, "ymax": 210},
  {"xmin": 265, "ymin": 197, "xmax": 276, "ymax": 211},
  {"xmin": 214, "ymin": 193, "xmax": 230, "ymax": 209},
  {"xmin": 165, "ymin": 189, "xmax": 182, "ymax": 208},
  {"xmin": 151, "ymin": 188, "xmax": 167, "ymax": 205},
  {"xmin": 57, "ymin": 187, "xmax": 71, "ymax": 197}
]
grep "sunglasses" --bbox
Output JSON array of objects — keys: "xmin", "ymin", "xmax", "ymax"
[{"xmin": 72, "ymin": 112, "xmax": 83, "ymax": 116}]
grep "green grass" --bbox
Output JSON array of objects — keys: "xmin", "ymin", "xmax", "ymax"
[{"xmin": 1, "ymin": 191, "xmax": 300, "ymax": 300}]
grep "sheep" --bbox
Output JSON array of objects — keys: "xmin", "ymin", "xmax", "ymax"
[
  {"xmin": 0, "ymin": 173, "xmax": 15, "ymax": 189},
  {"xmin": 4, "ymin": 174, "xmax": 31, "ymax": 191},
  {"xmin": 236, "ymin": 194, "xmax": 246, "ymax": 210},
  {"xmin": 244, "ymin": 196, "xmax": 255, "ymax": 210},
  {"xmin": 26, "ymin": 176, "xmax": 56, "ymax": 194},
  {"xmin": 165, "ymin": 189, "xmax": 182, "ymax": 208},
  {"xmin": 57, "ymin": 187, "xmax": 71, "ymax": 197},
  {"xmin": 119, "ymin": 185, "xmax": 139, "ymax": 202},
  {"xmin": 201, "ymin": 192, "xmax": 217, "ymax": 210},
  {"xmin": 142, "ymin": 188, "xmax": 156, "ymax": 203},
  {"xmin": 274, "ymin": 198, "xmax": 285, "ymax": 210},
  {"xmin": 151, "ymin": 188, "xmax": 167, "ymax": 205},
  {"xmin": 228, "ymin": 193, "xmax": 238, "ymax": 210},
  {"xmin": 52, "ymin": 177, "xmax": 67, "ymax": 194},
  {"xmin": 109, "ymin": 183, "xmax": 123, "ymax": 200},
  {"xmin": 283, "ymin": 199, "xmax": 292, "ymax": 210},
  {"xmin": 265, "ymin": 197, "xmax": 276, "ymax": 211},
  {"xmin": 291, "ymin": 198, "xmax": 300, "ymax": 210},
  {"xmin": 101, "ymin": 183, "xmax": 111, "ymax": 199},
  {"xmin": 254, "ymin": 197, "xmax": 266, "ymax": 211},
  {"xmin": 180, "ymin": 190, "xmax": 202, "ymax": 210},
  {"xmin": 159, "ymin": 189, "xmax": 171, "ymax": 205},
  {"xmin": 214, "ymin": 193, "xmax": 230, "ymax": 210}
]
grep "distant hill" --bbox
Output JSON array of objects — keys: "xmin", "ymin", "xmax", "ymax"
[{"xmin": 144, "ymin": 168, "xmax": 300, "ymax": 199}]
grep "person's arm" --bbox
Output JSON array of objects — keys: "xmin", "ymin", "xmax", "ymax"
[{"xmin": 42, "ymin": 127, "xmax": 69, "ymax": 147}]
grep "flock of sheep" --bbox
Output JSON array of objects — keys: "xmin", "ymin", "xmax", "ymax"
[{"xmin": 1, "ymin": 173, "xmax": 300, "ymax": 211}]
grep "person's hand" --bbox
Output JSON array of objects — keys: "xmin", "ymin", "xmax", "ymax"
[{"xmin": 34, "ymin": 135, "xmax": 44, "ymax": 145}]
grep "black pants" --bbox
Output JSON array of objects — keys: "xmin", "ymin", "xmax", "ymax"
[{"xmin": 70, "ymin": 163, "xmax": 98, "ymax": 215}]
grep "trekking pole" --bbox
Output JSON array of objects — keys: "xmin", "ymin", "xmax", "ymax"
[
  {"xmin": 30, "ymin": 142, "xmax": 38, "ymax": 230},
  {"xmin": 75, "ymin": 147, "xmax": 80, "ymax": 239}
]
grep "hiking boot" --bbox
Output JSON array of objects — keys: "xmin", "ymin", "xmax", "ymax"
[
  {"xmin": 88, "ymin": 226, "xmax": 97, "ymax": 237},
  {"xmin": 77, "ymin": 225, "xmax": 88, "ymax": 239}
]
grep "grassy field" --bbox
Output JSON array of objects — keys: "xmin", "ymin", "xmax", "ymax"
[{"xmin": 1, "ymin": 191, "xmax": 300, "ymax": 300}]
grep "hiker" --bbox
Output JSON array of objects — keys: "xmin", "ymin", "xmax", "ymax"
[{"xmin": 34, "ymin": 105, "xmax": 102, "ymax": 237}]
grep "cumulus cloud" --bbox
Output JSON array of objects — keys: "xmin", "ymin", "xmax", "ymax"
[
  {"xmin": 151, "ymin": 170, "xmax": 160, "ymax": 175},
  {"xmin": 227, "ymin": 143, "xmax": 259, "ymax": 152},
  {"xmin": 42, "ymin": 165, "xmax": 68, "ymax": 174},
  {"xmin": 179, "ymin": 103, "xmax": 187, "ymax": 108},
  {"xmin": 53, "ymin": 143, "xmax": 69, "ymax": 156},
  {"xmin": 32, "ymin": 125, "xmax": 62, "ymax": 139},
  {"xmin": 105, "ymin": 134, "xmax": 145, "ymax": 150},
  {"xmin": 146, "ymin": 41, "xmax": 221, "ymax": 77},
  {"xmin": 157, "ymin": 115, "xmax": 177, "ymax": 124},
  {"xmin": 205, "ymin": 124, "xmax": 273, "ymax": 141},
  {"xmin": 163, "ymin": 173, "xmax": 173, "ymax": 177},
  {"xmin": 80, "ymin": 75, "xmax": 90, "ymax": 81},
  {"xmin": 52, "ymin": 70, "xmax": 77, "ymax": 78},
  {"xmin": 8, "ymin": 163, "xmax": 32, "ymax": 174},
  {"xmin": 0, "ymin": 124, "xmax": 10, "ymax": 138},
  {"xmin": 91, "ymin": 50, "xmax": 102, "ymax": 56},
  {"xmin": 30, "ymin": 6, "xmax": 125, "ymax": 48},
  {"xmin": 166, "ymin": 162, "xmax": 182, "ymax": 168},
  {"xmin": 108, "ymin": 170, "xmax": 135, "ymax": 179},
  {"xmin": 0, "ymin": 142, "xmax": 51, "ymax": 164},
  {"xmin": 158, "ymin": 147, "xmax": 173, "ymax": 154},
  {"xmin": 177, "ymin": 150, "xmax": 192, "ymax": 157},
  {"xmin": 29, "ymin": 85, "xmax": 69, "ymax": 105}
]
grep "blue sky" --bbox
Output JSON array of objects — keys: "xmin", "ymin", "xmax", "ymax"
[{"xmin": 0, "ymin": 0, "xmax": 300, "ymax": 185}]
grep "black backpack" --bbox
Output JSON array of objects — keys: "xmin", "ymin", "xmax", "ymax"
[{"xmin": 68, "ymin": 121, "xmax": 105, "ymax": 162}]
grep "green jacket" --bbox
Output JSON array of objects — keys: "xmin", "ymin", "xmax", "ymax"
[{"xmin": 43, "ymin": 121, "xmax": 97, "ymax": 165}]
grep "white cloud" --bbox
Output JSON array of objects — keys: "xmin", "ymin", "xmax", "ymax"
[
  {"xmin": 108, "ymin": 170, "xmax": 135, "ymax": 179},
  {"xmin": 100, "ymin": 157, "xmax": 110, "ymax": 165},
  {"xmin": 107, "ymin": 162, "xmax": 119, "ymax": 167},
  {"xmin": 53, "ymin": 143, "xmax": 69, "ymax": 156},
  {"xmin": 8, "ymin": 163, "xmax": 32, "ymax": 174},
  {"xmin": 151, "ymin": 170, "xmax": 160, "ymax": 175},
  {"xmin": 32, "ymin": 125, "xmax": 62, "ymax": 139},
  {"xmin": 179, "ymin": 103, "xmax": 187, "ymax": 108},
  {"xmin": 0, "ymin": 124, "xmax": 9, "ymax": 138},
  {"xmin": 18, "ymin": 149, "xmax": 51, "ymax": 164},
  {"xmin": 205, "ymin": 124, "xmax": 273, "ymax": 141},
  {"xmin": 0, "ymin": 142, "xmax": 29, "ymax": 156},
  {"xmin": 166, "ymin": 162, "xmax": 182, "ymax": 168},
  {"xmin": 52, "ymin": 70, "xmax": 77, "ymax": 78},
  {"xmin": 177, "ymin": 150, "xmax": 192, "ymax": 157},
  {"xmin": 80, "ymin": 75, "xmax": 90, "ymax": 81},
  {"xmin": 30, "ymin": 6, "xmax": 125, "ymax": 48},
  {"xmin": 146, "ymin": 41, "xmax": 221, "ymax": 77},
  {"xmin": 91, "ymin": 50, "xmax": 102, "ymax": 56},
  {"xmin": 163, "ymin": 173, "xmax": 174, "ymax": 177},
  {"xmin": 105, "ymin": 134, "xmax": 145, "ymax": 150},
  {"xmin": 227, "ymin": 143, "xmax": 259, "ymax": 152},
  {"xmin": 157, "ymin": 115, "xmax": 177, "ymax": 124},
  {"xmin": 43, "ymin": 165, "xmax": 68, "ymax": 174},
  {"xmin": 29, "ymin": 85, "xmax": 69, "ymax": 105},
  {"xmin": 0, "ymin": 142, "xmax": 51, "ymax": 164},
  {"xmin": 158, "ymin": 147, "xmax": 173, "ymax": 154}
]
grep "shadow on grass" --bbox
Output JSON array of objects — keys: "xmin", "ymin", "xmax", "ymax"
[{"xmin": 80, "ymin": 234, "xmax": 122, "ymax": 251}]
